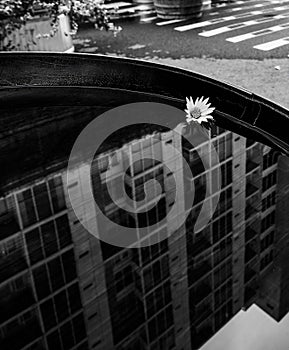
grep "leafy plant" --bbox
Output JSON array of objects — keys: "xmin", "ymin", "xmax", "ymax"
[{"xmin": 0, "ymin": 0, "xmax": 121, "ymax": 50}]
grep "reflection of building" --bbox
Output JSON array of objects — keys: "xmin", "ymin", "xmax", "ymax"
[
  {"xmin": 0, "ymin": 124, "xmax": 186, "ymax": 350},
  {"xmin": 0, "ymin": 108, "xmax": 288, "ymax": 350},
  {"xmin": 0, "ymin": 176, "xmax": 88, "ymax": 349},
  {"xmin": 182, "ymin": 127, "xmax": 287, "ymax": 349},
  {"xmin": 256, "ymin": 154, "xmax": 289, "ymax": 322},
  {"xmin": 67, "ymin": 128, "xmax": 188, "ymax": 350},
  {"xmin": 183, "ymin": 126, "xmax": 234, "ymax": 349}
]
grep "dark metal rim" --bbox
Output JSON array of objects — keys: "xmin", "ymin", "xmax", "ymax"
[{"xmin": 0, "ymin": 52, "xmax": 288, "ymax": 155}]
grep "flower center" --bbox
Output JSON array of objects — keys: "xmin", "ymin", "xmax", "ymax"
[{"xmin": 190, "ymin": 107, "xmax": 201, "ymax": 119}]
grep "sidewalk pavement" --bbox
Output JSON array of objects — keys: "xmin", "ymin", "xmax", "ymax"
[
  {"xmin": 97, "ymin": 1, "xmax": 289, "ymax": 109},
  {"xmin": 148, "ymin": 57, "xmax": 289, "ymax": 109}
]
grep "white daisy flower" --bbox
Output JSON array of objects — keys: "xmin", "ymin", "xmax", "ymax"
[{"xmin": 185, "ymin": 96, "xmax": 215, "ymax": 125}]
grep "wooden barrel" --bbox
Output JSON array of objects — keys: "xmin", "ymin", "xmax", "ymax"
[{"xmin": 153, "ymin": 0, "xmax": 203, "ymax": 19}]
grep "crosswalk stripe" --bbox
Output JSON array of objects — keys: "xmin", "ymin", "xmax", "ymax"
[
  {"xmin": 114, "ymin": 3, "xmax": 154, "ymax": 14},
  {"xmin": 199, "ymin": 12, "xmax": 289, "ymax": 37},
  {"xmin": 239, "ymin": 3, "xmax": 262, "ymax": 9},
  {"xmin": 230, "ymin": 7, "xmax": 243, "ymax": 11},
  {"xmin": 208, "ymin": 5, "xmax": 262, "ymax": 16},
  {"xmin": 209, "ymin": 0, "xmax": 289, "ymax": 15},
  {"xmin": 134, "ymin": 4, "xmax": 155, "ymax": 10},
  {"xmin": 140, "ymin": 16, "xmax": 158, "ymax": 22},
  {"xmin": 175, "ymin": 17, "xmax": 236, "ymax": 32},
  {"xmin": 102, "ymin": 1, "xmax": 131, "ymax": 9},
  {"xmin": 156, "ymin": 19, "xmax": 186, "ymax": 26},
  {"xmin": 253, "ymin": 36, "xmax": 289, "ymax": 50},
  {"xmin": 227, "ymin": 22, "xmax": 289, "ymax": 42},
  {"xmin": 199, "ymin": 23, "xmax": 255, "ymax": 37},
  {"xmin": 174, "ymin": 6, "xmax": 289, "ymax": 32},
  {"xmin": 115, "ymin": 6, "xmax": 137, "ymax": 13},
  {"xmin": 175, "ymin": 20, "xmax": 221, "ymax": 32}
]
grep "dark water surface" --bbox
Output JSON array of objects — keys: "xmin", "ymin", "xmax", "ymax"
[{"xmin": 0, "ymin": 99, "xmax": 288, "ymax": 350}]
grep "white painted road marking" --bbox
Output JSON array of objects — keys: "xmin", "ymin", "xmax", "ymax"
[
  {"xmin": 227, "ymin": 21, "xmax": 289, "ymax": 42},
  {"xmin": 253, "ymin": 36, "xmax": 289, "ymax": 50},
  {"xmin": 174, "ymin": 7, "xmax": 289, "ymax": 32},
  {"xmin": 175, "ymin": 17, "xmax": 236, "ymax": 32},
  {"xmin": 102, "ymin": 1, "xmax": 131, "ymax": 9},
  {"xmin": 199, "ymin": 20, "xmax": 258, "ymax": 37},
  {"xmin": 199, "ymin": 12, "xmax": 289, "ymax": 37},
  {"xmin": 209, "ymin": 0, "xmax": 289, "ymax": 15},
  {"xmin": 140, "ymin": 16, "xmax": 158, "ymax": 22},
  {"xmin": 156, "ymin": 19, "xmax": 186, "ymax": 26}
]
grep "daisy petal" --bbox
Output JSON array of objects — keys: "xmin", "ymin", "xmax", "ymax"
[
  {"xmin": 203, "ymin": 97, "xmax": 209, "ymax": 105},
  {"xmin": 184, "ymin": 96, "xmax": 215, "ymax": 129},
  {"xmin": 196, "ymin": 96, "xmax": 203, "ymax": 107},
  {"xmin": 200, "ymin": 102, "xmax": 208, "ymax": 110},
  {"xmin": 197, "ymin": 116, "xmax": 208, "ymax": 123},
  {"xmin": 203, "ymin": 108, "xmax": 215, "ymax": 115},
  {"xmin": 198, "ymin": 116, "xmax": 215, "ymax": 123},
  {"xmin": 200, "ymin": 103, "xmax": 211, "ymax": 112}
]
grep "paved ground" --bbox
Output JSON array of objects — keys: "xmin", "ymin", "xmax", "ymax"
[
  {"xmin": 150, "ymin": 57, "xmax": 289, "ymax": 108},
  {"xmin": 75, "ymin": 0, "xmax": 289, "ymax": 59},
  {"xmin": 74, "ymin": 0, "xmax": 289, "ymax": 108}
]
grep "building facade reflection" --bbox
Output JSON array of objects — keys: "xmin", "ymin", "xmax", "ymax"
[{"xmin": 0, "ymin": 106, "xmax": 288, "ymax": 350}]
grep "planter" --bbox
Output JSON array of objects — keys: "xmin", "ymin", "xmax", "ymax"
[
  {"xmin": 153, "ymin": 0, "xmax": 203, "ymax": 19},
  {"xmin": 0, "ymin": 14, "xmax": 73, "ymax": 52}
]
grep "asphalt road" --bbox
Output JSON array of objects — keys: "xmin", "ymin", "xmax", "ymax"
[{"xmin": 74, "ymin": 0, "xmax": 289, "ymax": 59}]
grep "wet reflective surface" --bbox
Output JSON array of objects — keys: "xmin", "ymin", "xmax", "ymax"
[{"xmin": 0, "ymin": 102, "xmax": 289, "ymax": 350}]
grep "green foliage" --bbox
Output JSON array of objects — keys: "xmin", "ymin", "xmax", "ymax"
[{"xmin": 0, "ymin": 0, "xmax": 121, "ymax": 50}]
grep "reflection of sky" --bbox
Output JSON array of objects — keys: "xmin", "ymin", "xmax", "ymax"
[{"xmin": 201, "ymin": 305, "xmax": 289, "ymax": 350}]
